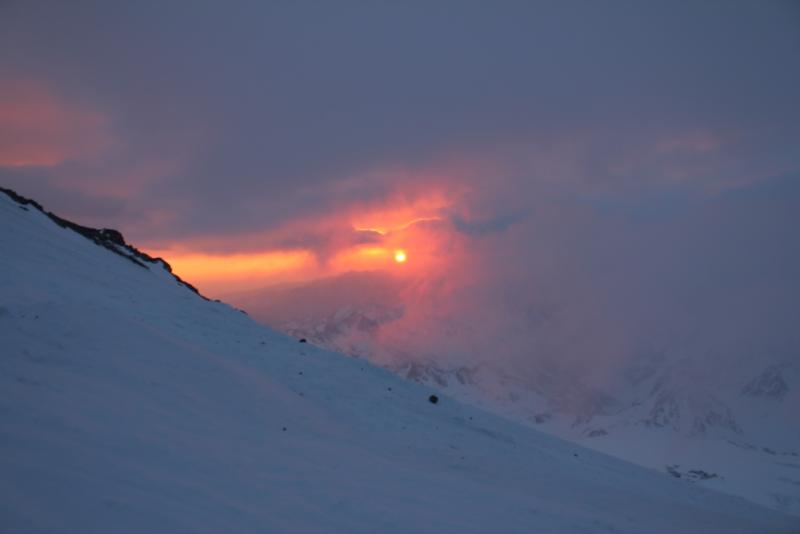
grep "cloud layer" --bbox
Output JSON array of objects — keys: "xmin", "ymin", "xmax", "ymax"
[{"xmin": 1, "ymin": 1, "xmax": 799, "ymax": 386}]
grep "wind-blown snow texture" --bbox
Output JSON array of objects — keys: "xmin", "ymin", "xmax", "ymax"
[{"xmin": 1, "ymin": 188, "xmax": 796, "ymax": 533}]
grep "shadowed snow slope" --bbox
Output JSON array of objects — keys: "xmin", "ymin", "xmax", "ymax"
[{"xmin": 1, "ymin": 188, "xmax": 797, "ymax": 533}]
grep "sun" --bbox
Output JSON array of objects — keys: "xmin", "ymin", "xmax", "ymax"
[{"xmin": 394, "ymin": 249, "xmax": 407, "ymax": 263}]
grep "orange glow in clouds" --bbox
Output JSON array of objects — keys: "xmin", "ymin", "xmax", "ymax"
[
  {"xmin": 0, "ymin": 78, "xmax": 110, "ymax": 168},
  {"xmin": 144, "ymin": 248, "xmax": 320, "ymax": 294},
  {"xmin": 145, "ymin": 189, "xmax": 459, "ymax": 297}
]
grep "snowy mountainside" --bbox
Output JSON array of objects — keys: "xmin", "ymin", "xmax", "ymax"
[
  {"xmin": 235, "ymin": 289, "xmax": 800, "ymax": 517},
  {"xmin": 1, "ymin": 187, "xmax": 797, "ymax": 533},
  {"xmin": 431, "ymin": 357, "xmax": 800, "ymax": 516}
]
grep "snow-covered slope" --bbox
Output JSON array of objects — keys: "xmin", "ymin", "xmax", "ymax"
[
  {"xmin": 1, "ymin": 188, "xmax": 797, "ymax": 533},
  {"xmin": 231, "ymin": 276, "xmax": 800, "ymax": 516},
  {"xmin": 399, "ymin": 358, "xmax": 800, "ymax": 516}
]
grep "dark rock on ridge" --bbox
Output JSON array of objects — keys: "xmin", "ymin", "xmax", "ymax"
[{"xmin": 1, "ymin": 186, "xmax": 205, "ymax": 299}]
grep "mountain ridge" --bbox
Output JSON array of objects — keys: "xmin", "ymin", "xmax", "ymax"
[{"xmin": 0, "ymin": 186, "xmax": 205, "ymax": 298}]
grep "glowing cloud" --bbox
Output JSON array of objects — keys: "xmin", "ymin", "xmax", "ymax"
[
  {"xmin": 143, "ymin": 247, "xmax": 320, "ymax": 294},
  {"xmin": 0, "ymin": 78, "xmax": 110, "ymax": 168}
]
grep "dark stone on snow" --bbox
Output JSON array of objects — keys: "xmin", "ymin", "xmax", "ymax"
[
  {"xmin": 298, "ymin": 338, "xmax": 307, "ymax": 343},
  {"xmin": 666, "ymin": 465, "xmax": 682, "ymax": 478},
  {"xmin": 428, "ymin": 395, "xmax": 439, "ymax": 404},
  {"xmin": 687, "ymin": 469, "xmax": 718, "ymax": 480}
]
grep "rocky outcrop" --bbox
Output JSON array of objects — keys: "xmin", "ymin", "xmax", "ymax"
[
  {"xmin": 643, "ymin": 389, "xmax": 741, "ymax": 436},
  {"xmin": 741, "ymin": 365, "xmax": 790, "ymax": 401}
]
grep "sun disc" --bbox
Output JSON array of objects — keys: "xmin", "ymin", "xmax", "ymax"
[{"xmin": 394, "ymin": 249, "xmax": 407, "ymax": 263}]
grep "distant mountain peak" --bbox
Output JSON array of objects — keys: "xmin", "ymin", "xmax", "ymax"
[{"xmin": 741, "ymin": 365, "xmax": 791, "ymax": 401}]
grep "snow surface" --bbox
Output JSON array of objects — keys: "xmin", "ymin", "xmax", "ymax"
[
  {"xmin": 1, "ymin": 190, "xmax": 797, "ymax": 533},
  {"xmin": 393, "ymin": 359, "xmax": 800, "ymax": 516},
  {"xmin": 234, "ymin": 276, "xmax": 800, "ymax": 516}
]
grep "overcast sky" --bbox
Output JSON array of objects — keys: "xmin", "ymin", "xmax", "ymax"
[{"xmin": 2, "ymin": 1, "xmax": 799, "ymax": 380}]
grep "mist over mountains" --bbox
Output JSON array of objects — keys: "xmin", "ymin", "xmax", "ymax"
[
  {"xmin": 227, "ymin": 173, "xmax": 800, "ymax": 514},
  {"xmin": 230, "ymin": 173, "xmax": 800, "ymax": 402}
]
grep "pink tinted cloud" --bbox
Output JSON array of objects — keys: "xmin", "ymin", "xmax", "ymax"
[{"xmin": 0, "ymin": 78, "xmax": 111, "ymax": 167}]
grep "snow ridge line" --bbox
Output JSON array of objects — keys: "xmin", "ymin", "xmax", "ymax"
[{"xmin": 0, "ymin": 186, "xmax": 207, "ymax": 299}]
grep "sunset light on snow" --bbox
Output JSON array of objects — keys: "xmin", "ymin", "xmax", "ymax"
[{"xmin": 1, "ymin": 3, "xmax": 798, "ymax": 528}]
